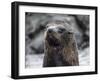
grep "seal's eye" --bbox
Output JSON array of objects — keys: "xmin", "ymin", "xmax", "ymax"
[
  {"xmin": 58, "ymin": 28, "xmax": 66, "ymax": 33},
  {"xmin": 67, "ymin": 31, "xmax": 73, "ymax": 34}
]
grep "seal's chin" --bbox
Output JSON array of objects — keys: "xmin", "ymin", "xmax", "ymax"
[{"xmin": 47, "ymin": 35, "xmax": 61, "ymax": 47}]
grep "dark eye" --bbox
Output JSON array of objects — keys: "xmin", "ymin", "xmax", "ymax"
[
  {"xmin": 67, "ymin": 31, "xmax": 73, "ymax": 34},
  {"xmin": 58, "ymin": 28, "xmax": 66, "ymax": 33}
]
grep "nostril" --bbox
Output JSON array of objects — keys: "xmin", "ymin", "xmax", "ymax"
[{"xmin": 48, "ymin": 29, "xmax": 53, "ymax": 33}]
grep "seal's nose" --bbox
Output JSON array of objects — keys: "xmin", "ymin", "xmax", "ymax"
[{"xmin": 48, "ymin": 29, "xmax": 53, "ymax": 33}]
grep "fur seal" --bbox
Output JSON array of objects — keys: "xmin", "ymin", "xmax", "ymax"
[{"xmin": 43, "ymin": 21, "xmax": 79, "ymax": 67}]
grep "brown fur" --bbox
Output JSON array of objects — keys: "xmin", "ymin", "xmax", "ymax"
[{"xmin": 43, "ymin": 21, "xmax": 79, "ymax": 67}]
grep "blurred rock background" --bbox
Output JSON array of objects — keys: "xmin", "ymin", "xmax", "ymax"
[{"xmin": 25, "ymin": 12, "xmax": 89, "ymax": 68}]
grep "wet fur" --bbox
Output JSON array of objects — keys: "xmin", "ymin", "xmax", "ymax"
[{"xmin": 43, "ymin": 22, "xmax": 79, "ymax": 67}]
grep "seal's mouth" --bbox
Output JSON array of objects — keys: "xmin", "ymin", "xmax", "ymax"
[{"xmin": 47, "ymin": 35, "xmax": 61, "ymax": 47}]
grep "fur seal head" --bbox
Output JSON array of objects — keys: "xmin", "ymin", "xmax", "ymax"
[
  {"xmin": 43, "ymin": 21, "xmax": 79, "ymax": 67},
  {"xmin": 45, "ymin": 22, "xmax": 74, "ymax": 48}
]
